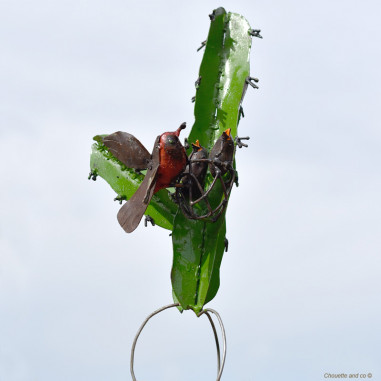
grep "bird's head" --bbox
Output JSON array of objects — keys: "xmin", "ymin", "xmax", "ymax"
[{"xmin": 160, "ymin": 122, "xmax": 186, "ymax": 151}]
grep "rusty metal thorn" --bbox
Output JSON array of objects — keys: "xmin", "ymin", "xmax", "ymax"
[
  {"xmin": 239, "ymin": 105, "xmax": 245, "ymax": 119},
  {"xmin": 249, "ymin": 29, "xmax": 263, "ymax": 38},
  {"xmin": 144, "ymin": 215, "xmax": 155, "ymax": 227},
  {"xmin": 197, "ymin": 40, "xmax": 207, "ymax": 51},
  {"xmin": 195, "ymin": 76, "xmax": 202, "ymax": 89},
  {"xmin": 184, "ymin": 137, "xmax": 190, "ymax": 150},
  {"xmin": 235, "ymin": 136, "xmax": 250, "ymax": 148},
  {"xmin": 246, "ymin": 76, "xmax": 259, "ymax": 89},
  {"xmin": 88, "ymin": 170, "xmax": 98, "ymax": 181},
  {"xmin": 114, "ymin": 195, "xmax": 126, "ymax": 204},
  {"xmin": 224, "ymin": 238, "xmax": 229, "ymax": 252}
]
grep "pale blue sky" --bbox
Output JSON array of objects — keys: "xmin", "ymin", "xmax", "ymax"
[{"xmin": 1, "ymin": 0, "xmax": 380, "ymax": 380}]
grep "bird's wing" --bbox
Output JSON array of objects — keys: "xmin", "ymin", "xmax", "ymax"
[
  {"xmin": 117, "ymin": 136, "xmax": 160, "ymax": 233},
  {"xmin": 103, "ymin": 131, "xmax": 151, "ymax": 170}
]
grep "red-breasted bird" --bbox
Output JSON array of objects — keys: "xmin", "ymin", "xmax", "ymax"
[
  {"xmin": 209, "ymin": 128, "xmax": 235, "ymax": 177},
  {"xmin": 102, "ymin": 123, "xmax": 188, "ymax": 233}
]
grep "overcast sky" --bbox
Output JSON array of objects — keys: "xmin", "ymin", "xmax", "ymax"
[{"xmin": 1, "ymin": 0, "xmax": 380, "ymax": 380}]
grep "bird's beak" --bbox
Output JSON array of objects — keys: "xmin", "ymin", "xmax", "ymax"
[
  {"xmin": 192, "ymin": 139, "xmax": 203, "ymax": 152},
  {"xmin": 224, "ymin": 128, "xmax": 232, "ymax": 139}
]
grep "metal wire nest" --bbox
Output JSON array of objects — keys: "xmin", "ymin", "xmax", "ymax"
[{"xmin": 175, "ymin": 158, "xmax": 236, "ymax": 222}]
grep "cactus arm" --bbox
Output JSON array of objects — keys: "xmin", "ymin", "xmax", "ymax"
[
  {"xmin": 219, "ymin": 13, "xmax": 252, "ymax": 135},
  {"xmin": 187, "ymin": 10, "xmax": 252, "ymax": 149},
  {"xmin": 187, "ymin": 7, "xmax": 227, "ymax": 151}
]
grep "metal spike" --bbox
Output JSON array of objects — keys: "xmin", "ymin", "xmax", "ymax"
[
  {"xmin": 235, "ymin": 136, "xmax": 250, "ymax": 149},
  {"xmin": 88, "ymin": 170, "xmax": 98, "ymax": 181},
  {"xmin": 144, "ymin": 215, "xmax": 155, "ymax": 227},
  {"xmin": 246, "ymin": 76, "xmax": 259, "ymax": 89},
  {"xmin": 249, "ymin": 29, "xmax": 263, "ymax": 38},
  {"xmin": 197, "ymin": 40, "xmax": 206, "ymax": 52},
  {"xmin": 234, "ymin": 173, "xmax": 239, "ymax": 187},
  {"xmin": 239, "ymin": 105, "xmax": 245, "ymax": 119},
  {"xmin": 224, "ymin": 238, "xmax": 229, "ymax": 252},
  {"xmin": 195, "ymin": 76, "xmax": 202, "ymax": 89},
  {"xmin": 191, "ymin": 96, "xmax": 196, "ymax": 103},
  {"xmin": 114, "ymin": 195, "xmax": 126, "ymax": 204}
]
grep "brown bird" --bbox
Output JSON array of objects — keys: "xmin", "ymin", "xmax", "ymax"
[
  {"xmin": 102, "ymin": 123, "xmax": 188, "ymax": 233},
  {"xmin": 209, "ymin": 128, "xmax": 235, "ymax": 177},
  {"xmin": 184, "ymin": 140, "xmax": 209, "ymax": 199}
]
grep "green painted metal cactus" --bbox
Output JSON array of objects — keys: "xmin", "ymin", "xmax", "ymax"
[{"xmin": 89, "ymin": 7, "xmax": 259, "ymax": 314}]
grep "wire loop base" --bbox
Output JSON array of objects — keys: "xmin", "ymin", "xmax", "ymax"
[{"xmin": 130, "ymin": 303, "xmax": 226, "ymax": 381}]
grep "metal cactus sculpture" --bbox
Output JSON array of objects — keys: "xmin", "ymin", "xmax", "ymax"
[{"xmin": 89, "ymin": 7, "xmax": 260, "ymax": 314}]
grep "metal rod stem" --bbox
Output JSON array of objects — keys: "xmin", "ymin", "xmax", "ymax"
[{"xmin": 198, "ymin": 308, "xmax": 227, "ymax": 381}]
